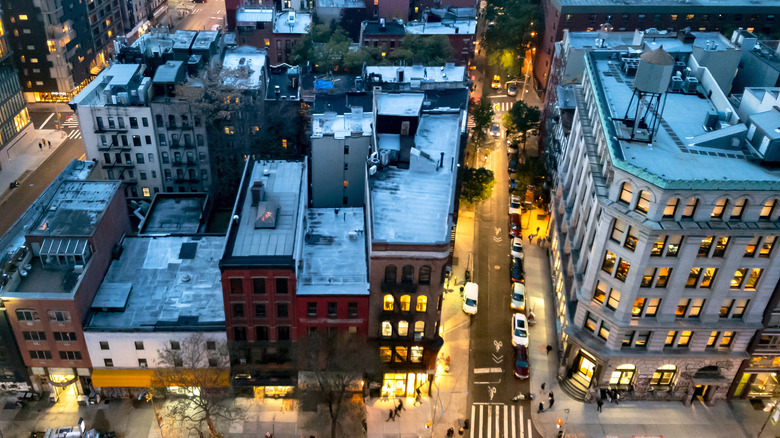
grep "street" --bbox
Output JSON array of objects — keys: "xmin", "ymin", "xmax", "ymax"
[{"xmin": 168, "ymin": 0, "xmax": 226, "ymax": 31}]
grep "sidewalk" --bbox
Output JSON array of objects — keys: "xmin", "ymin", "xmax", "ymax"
[
  {"xmin": 0, "ymin": 128, "xmax": 69, "ymax": 204},
  {"xmin": 365, "ymin": 209, "xmax": 475, "ymax": 437}
]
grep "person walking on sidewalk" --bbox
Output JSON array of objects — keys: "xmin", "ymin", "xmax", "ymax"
[
  {"xmin": 47, "ymin": 140, "xmax": 51, "ymax": 149},
  {"xmin": 397, "ymin": 399, "xmax": 405, "ymax": 413},
  {"xmin": 597, "ymin": 399, "xmax": 604, "ymax": 412},
  {"xmin": 548, "ymin": 392, "xmax": 555, "ymax": 409},
  {"xmin": 536, "ymin": 227, "xmax": 540, "ymax": 234},
  {"xmin": 537, "ymin": 402, "xmax": 544, "ymax": 413},
  {"xmin": 541, "ymin": 382, "xmax": 546, "ymax": 391},
  {"xmin": 546, "ymin": 345, "xmax": 552, "ymax": 355},
  {"xmin": 386, "ymin": 409, "xmax": 395, "ymax": 422},
  {"xmin": 38, "ymin": 142, "xmax": 43, "ymax": 151},
  {"xmin": 414, "ymin": 388, "xmax": 422, "ymax": 406},
  {"xmin": 611, "ymin": 389, "xmax": 619, "ymax": 405}
]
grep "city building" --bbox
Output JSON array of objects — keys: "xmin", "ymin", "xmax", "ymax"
[
  {"xmin": 360, "ymin": 19, "xmax": 406, "ymax": 53},
  {"xmin": 731, "ymin": 30, "xmax": 780, "ymax": 94},
  {"xmin": 548, "ymin": 45, "xmax": 780, "ymax": 406},
  {"xmin": 404, "ymin": 13, "xmax": 476, "ymax": 65},
  {"xmin": 536, "ymin": 0, "xmax": 780, "ymax": 93},
  {"xmin": 0, "ymin": 0, "xmax": 119, "ymax": 102},
  {"xmin": 0, "ymin": 178, "xmax": 130, "ymax": 398},
  {"xmin": 235, "ymin": 6, "xmax": 275, "ymax": 48},
  {"xmin": 0, "ymin": 9, "xmax": 32, "ymax": 173},
  {"xmin": 362, "ymin": 65, "xmax": 468, "ymax": 91},
  {"xmin": 120, "ymin": 0, "xmax": 168, "ymax": 41},
  {"xmin": 271, "ymin": 11, "xmax": 311, "ymax": 65}
]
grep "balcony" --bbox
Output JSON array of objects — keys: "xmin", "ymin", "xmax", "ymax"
[
  {"xmin": 97, "ymin": 141, "xmax": 131, "ymax": 151},
  {"xmin": 94, "ymin": 125, "xmax": 128, "ymax": 133},
  {"xmin": 381, "ymin": 282, "xmax": 418, "ymax": 294}
]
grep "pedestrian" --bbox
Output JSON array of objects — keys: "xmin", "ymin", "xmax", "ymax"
[
  {"xmin": 414, "ymin": 388, "xmax": 422, "ymax": 406},
  {"xmin": 612, "ymin": 389, "xmax": 619, "ymax": 405},
  {"xmin": 548, "ymin": 391, "xmax": 555, "ymax": 409},
  {"xmin": 606, "ymin": 391, "xmax": 612, "ymax": 403},
  {"xmin": 597, "ymin": 399, "xmax": 604, "ymax": 412},
  {"xmin": 541, "ymin": 382, "xmax": 546, "ymax": 391},
  {"xmin": 546, "ymin": 345, "xmax": 553, "ymax": 355},
  {"xmin": 537, "ymin": 402, "xmax": 544, "ymax": 413},
  {"xmin": 536, "ymin": 226, "xmax": 540, "ymax": 234},
  {"xmin": 393, "ymin": 403, "xmax": 400, "ymax": 418},
  {"xmin": 38, "ymin": 142, "xmax": 42, "ymax": 151},
  {"xmin": 42, "ymin": 137, "xmax": 46, "ymax": 144},
  {"xmin": 397, "ymin": 399, "xmax": 405, "ymax": 412},
  {"xmin": 386, "ymin": 409, "xmax": 395, "ymax": 422},
  {"xmin": 47, "ymin": 140, "xmax": 51, "ymax": 148}
]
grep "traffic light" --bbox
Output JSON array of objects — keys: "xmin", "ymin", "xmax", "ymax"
[{"xmin": 556, "ymin": 418, "xmax": 563, "ymax": 429}]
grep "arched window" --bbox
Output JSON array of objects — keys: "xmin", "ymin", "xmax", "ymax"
[
  {"xmin": 609, "ymin": 364, "xmax": 636, "ymax": 385},
  {"xmin": 760, "ymin": 199, "xmax": 777, "ymax": 220},
  {"xmin": 618, "ymin": 182, "xmax": 634, "ymax": 205},
  {"xmin": 400, "ymin": 295, "xmax": 411, "ymax": 311},
  {"xmin": 711, "ymin": 198, "xmax": 728, "ymax": 219},
  {"xmin": 383, "ymin": 295, "xmax": 394, "ymax": 311},
  {"xmin": 398, "ymin": 321, "xmax": 409, "ymax": 337},
  {"xmin": 730, "ymin": 198, "xmax": 747, "ymax": 219},
  {"xmin": 416, "ymin": 296, "xmax": 428, "ymax": 312},
  {"xmin": 418, "ymin": 265, "xmax": 432, "ymax": 285},
  {"xmin": 402, "ymin": 265, "xmax": 414, "ymax": 283},
  {"xmin": 414, "ymin": 321, "xmax": 425, "ymax": 339},
  {"xmin": 681, "ymin": 198, "xmax": 698, "ymax": 219},
  {"xmin": 663, "ymin": 198, "xmax": 679, "ymax": 219},
  {"xmin": 649, "ymin": 364, "xmax": 677, "ymax": 386},
  {"xmin": 384, "ymin": 265, "xmax": 397, "ymax": 284},
  {"xmin": 381, "ymin": 321, "xmax": 392, "ymax": 337},
  {"xmin": 635, "ymin": 190, "xmax": 651, "ymax": 214}
]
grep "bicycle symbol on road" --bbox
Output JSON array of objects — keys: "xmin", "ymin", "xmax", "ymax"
[{"xmin": 493, "ymin": 340, "xmax": 502, "ymax": 352}]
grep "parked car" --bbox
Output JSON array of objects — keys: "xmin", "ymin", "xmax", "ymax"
[
  {"xmin": 510, "ymin": 282, "xmax": 526, "ymax": 312},
  {"xmin": 490, "ymin": 123, "xmax": 501, "ymax": 138},
  {"xmin": 508, "ymin": 153, "xmax": 519, "ymax": 173},
  {"xmin": 510, "ymin": 236, "xmax": 524, "ymax": 259},
  {"xmin": 514, "ymin": 345, "xmax": 530, "ymax": 379},
  {"xmin": 509, "ymin": 195, "xmax": 522, "ymax": 215},
  {"xmin": 509, "ymin": 214, "xmax": 522, "ymax": 237},
  {"xmin": 491, "ymin": 75, "xmax": 502, "ymax": 89},
  {"xmin": 507, "ymin": 139, "xmax": 518, "ymax": 155},
  {"xmin": 511, "ymin": 313, "xmax": 529, "ymax": 347},
  {"xmin": 507, "ymin": 83, "xmax": 518, "ymax": 96},
  {"xmin": 510, "ymin": 255, "xmax": 524, "ymax": 283},
  {"xmin": 463, "ymin": 282, "xmax": 479, "ymax": 315}
]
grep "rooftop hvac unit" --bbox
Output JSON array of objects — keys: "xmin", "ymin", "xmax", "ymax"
[
  {"xmin": 703, "ymin": 111, "xmax": 719, "ymax": 131},
  {"xmin": 369, "ymin": 165, "xmax": 377, "ymax": 175},
  {"xmin": 670, "ymin": 76, "xmax": 684, "ymax": 92},
  {"xmin": 379, "ymin": 149, "xmax": 390, "ymax": 166},
  {"xmin": 683, "ymin": 76, "xmax": 698, "ymax": 94}
]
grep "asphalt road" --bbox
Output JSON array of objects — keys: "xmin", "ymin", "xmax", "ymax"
[
  {"xmin": 0, "ymin": 110, "xmax": 86, "ymax": 236},
  {"xmin": 170, "ymin": 0, "xmax": 226, "ymax": 32}
]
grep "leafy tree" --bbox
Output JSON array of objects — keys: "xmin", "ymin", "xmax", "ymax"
[
  {"xmin": 460, "ymin": 167, "xmax": 495, "ymax": 205},
  {"xmin": 297, "ymin": 332, "xmax": 380, "ymax": 438},
  {"xmin": 152, "ymin": 334, "xmax": 242, "ymax": 438},
  {"xmin": 502, "ymin": 100, "xmax": 540, "ymax": 155},
  {"xmin": 391, "ymin": 34, "xmax": 454, "ymax": 65},
  {"xmin": 469, "ymin": 97, "xmax": 495, "ymax": 148},
  {"xmin": 482, "ymin": 0, "xmax": 540, "ymax": 75}
]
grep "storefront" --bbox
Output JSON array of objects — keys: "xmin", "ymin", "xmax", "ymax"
[
  {"xmin": 381, "ymin": 372, "xmax": 428, "ymax": 397},
  {"xmin": 733, "ymin": 356, "xmax": 780, "ymax": 399}
]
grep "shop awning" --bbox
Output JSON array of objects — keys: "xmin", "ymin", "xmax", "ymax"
[{"xmin": 91, "ymin": 369, "xmax": 153, "ymax": 388}]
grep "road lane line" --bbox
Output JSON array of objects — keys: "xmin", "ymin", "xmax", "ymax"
[
  {"xmin": 79, "ymin": 154, "xmax": 86, "ymax": 160},
  {"xmin": 503, "ymin": 404, "xmax": 508, "ymax": 437},
  {"xmin": 487, "ymin": 405, "xmax": 491, "ymax": 438},
  {"xmin": 471, "ymin": 404, "xmax": 476, "ymax": 438},
  {"xmin": 511, "ymin": 405, "xmax": 516, "ymax": 438},
  {"xmin": 519, "ymin": 405, "xmax": 524, "ymax": 437},
  {"xmin": 474, "ymin": 367, "xmax": 503, "ymax": 374},
  {"xmin": 478, "ymin": 405, "xmax": 483, "ymax": 438},
  {"xmin": 527, "ymin": 418, "xmax": 531, "ymax": 438},
  {"xmin": 40, "ymin": 113, "xmax": 55, "ymax": 129}
]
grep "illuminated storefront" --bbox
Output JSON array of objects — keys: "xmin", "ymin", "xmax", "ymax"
[
  {"xmin": 733, "ymin": 356, "xmax": 780, "ymax": 398},
  {"xmin": 381, "ymin": 372, "xmax": 428, "ymax": 397}
]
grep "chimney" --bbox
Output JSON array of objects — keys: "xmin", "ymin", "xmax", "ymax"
[{"xmin": 251, "ymin": 180, "xmax": 265, "ymax": 205}]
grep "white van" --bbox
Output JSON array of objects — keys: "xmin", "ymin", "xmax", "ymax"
[{"xmin": 463, "ymin": 282, "xmax": 479, "ymax": 315}]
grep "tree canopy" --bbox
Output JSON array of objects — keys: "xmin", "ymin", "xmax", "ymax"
[
  {"xmin": 469, "ymin": 97, "xmax": 495, "ymax": 148},
  {"xmin": 482, "ymin": 0, "xmax": 541, "ymax": 75},
  {"xmin": 502, "ymin": 100, "xmax": 540, "ymax": 153},
  {"xmin": 460, "ymin": 167, "xmax": 496, "ymax": 205}
]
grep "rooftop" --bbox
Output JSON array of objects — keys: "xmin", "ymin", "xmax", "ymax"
[
  {"xmin": 377, "ymin": 93, "xmax": 424, "ymax": 116},
  {"xmin": 312, "ymin": 92, "xmax": 373, "ymax": 114},
  {"xmin": 222, "ymin": 46, "xmax": 266, "ymax": 88},
  {"xmin": 192, "ymin": 30, "xmax": 219, "ymax": 51},
  {"xmin": 266, "ymin": 64, "xmax": 300, "ymax": 100},
  {"xmin": 405, "ymin": 20, "xmax": 477, "ymax": 35},
  {"xmin": 317, "ymin": 0, "xmax": 364, "ymax": 7},
  {"xmin": 236, "ymin": 6, "xmax": 274, "ymax": 23},
  {"xmin": 29, "ymin": 180, "xmax": 122, "ymax": 238},
  {"xmin": 312, "ymin": 110, "xmax": 373, "ymax": 139},
  {"xmin": 274, "ymin": 11, "xmax": 311, "ymax": 34},
  {"xmin": 86, "ymin": 236, "xmax": 225, "ymax": 331},
  {"xmin": 554, "ymin": 0, "xmax": 780, "ymax": 8},
  {"xmin": 173, "ymin": 30, "xmax": 198, "ymax": 50},
  {"xmin": 371, "ymin": 112, "xmax": 461, "ymax": 244},
  {"xmin": 225, "ymin": 161, "xmax": 306, "ymax": 261},
  {"xmin": 153, "ymin": 60, "xmax": 183, "ymax": 83},
  {"xmin": 70, "ymin": 64, "xmax": 145, "ymax": 106},
  {"xmin": 139, "ymin": 194, "xmax": 208, "ymax": 235},
  {"xmin": 297, "ymin": 208, "xmax": 368, "ymax": 296},
  {"xmin": 588, "ymin": 50, "xmax": 780, "ymax": 190},
  {"xmin": 365, "ymin": 65, "xmax": 467, "ymax": 84},
  {"xmin": 362, "ymin": 19, "xmax": 405, "ymax": 36}
]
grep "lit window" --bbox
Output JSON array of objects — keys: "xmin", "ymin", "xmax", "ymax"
[
  {"xmin": 584, "ymin": 313, "xmax": 597, "ymax": 332},
  {"xmin": 711, "ymin": 198, "xmax": 728, "ymax": 219},
  {"xmin": 689, "ymin": 299, "xmax": 705, "ymax": 318},
  {"xmin": 656, "ymin": 268, "xmax": 672, "ymax": 288},
  {"xmin": 641, "ymin": 268, "xmax": 656, "ymax": 288},
  {"xmin": 712, "ymin": 237, "xmax": 729, "ymax": 257},
  {"xmin": 646, "ymin": 298, "xmax": 661, "ymax": 317},
  {"xmin": 730, "ymin": 198, "xmax": 747, "ymax": 219},
  {"xmin": 677, "ymin": 331, "xmax": 692, "ymax": 347},
  {"xmin": 650, "ymin": 236, "xmax": 666, "ymax": 256},
  {"xmin": 760, "ymin": 199, "xmax": 776, "ymax": 220},
  {"xmin": 663, "ymin": 198, "xmax": 679, "ymax": 218},
  {"xmin": 720, "ymin": 331, "xmax": 734, "ymax": 347},
  {"xmin": 635, "ymin": 190, "xmax": 651, "ymax": 214},
  {"xmin": 631, "ymin": 298, "xmax": 645, "ymax": 317},
  {"xmin": 624, "ymin": 226, "xmax": 638, "ymax": 251},
  {"xmin": 397, "ymin": 321, "xmax": 409, "ymax": 337},
  {"xmin": 19, "ymin": 15, "xmax": 28, "ymax": 20},
  {"xmin": 615, "ymin": 259, "xmax": 630, "ymax": 282},
  {"xmin": 410, "ymin": 346, "xmax": 423, "ymax": 363},
  {"xmin": 142, "ymin": 187, "xmax": 150, "ymax": 197},
  {"xmin": 760, "ymin": 236, "xmax": 776, "ymax": 258},
  {"xmin": 381, "ymin": 321, "xmax": 392, "ymax": 337},
  {"xmin": 676, "ymin": 299, "xmax": 690, "ymax": 318},
  {"xmin": 601, "ymin": 251, "xmax": 616, "ymax": 274},
  {"xmin": 416, "ymin": 296, "xmax": 427, "ymax": 312},
  {"xmin": 379, "ymin": 347, "xmax": 391, "ymax": 362},
  {"xmin": 698, "ymin": 237, "xmax": 714, "ymax": 257},
  {"xmin": 686, "ymin": 268, "xmax": 702, "ymax": 287},
  {"xmin": 593, "ymin": 281, "xmax": 607, "ymax": 303},
  {"xmin": 665, "ymin": 331, "xmax": 677, "ymax": 347},
  {"xmin": 745, "ymin": 236, "xmax": 760, "ymax": 257},
  {"xmin": 400, "ymin": 295, "xmax": 411, "ymax": 311},
  {"xmin": 745, "ymin": 268, "xmax": 763, "ymax": 289},
  {"xmin": 700, "ymin": 268, "xmax": 717, "ymax": 288},
  {"xmin": 707, "ymin": 331, "xmax": 719, "ymax": 347},
  {"xmin": 731, "ymin": 269, "xmax": 747, "ymax": 289},
  {"xmin": 383, "ymin": 295, "xmax": 394, "ymax": 311},
  {"xmin": 618, "ymin": 182, "xmax": 633, "ymax": 205},
  {"xmin": 606, "ymin": 289, "xmax": 621, "ymax": 310},
  {"xmin": 681, "ymin": 198, "xmax": 698, "ymax": 219}
]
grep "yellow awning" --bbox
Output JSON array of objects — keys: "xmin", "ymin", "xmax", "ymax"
[{"xmin": 91, "ymin": 369, "xmax": 153, "ymax": 388}]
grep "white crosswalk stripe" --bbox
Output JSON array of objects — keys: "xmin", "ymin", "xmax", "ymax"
[
  {"xmin": 67, "ymin": 130, "xmax": 82, "ymax": 139},
  {"xmin": 470, "ymin": 403, "xmax": 527, "ymax": 438},
  {"xmin": 62, "ymin": 115, "xmax": 79, "ymax": 128}
]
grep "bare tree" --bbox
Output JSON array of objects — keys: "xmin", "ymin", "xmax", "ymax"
[
  {"xmin": 297, "ymin": 332, "xmax": 381, "ymax": 438},
  {"xmin": 152, "ymin": 334, "xmax": 242, "ymax": 438}
]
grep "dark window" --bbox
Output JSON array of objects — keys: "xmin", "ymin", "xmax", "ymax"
[
  {"xmin": 170, "ymin": 341, "xmax": 180, "ymax": 350},
  {"xmin": 206, "ymin": 341, "xmax": 216, "ymax": 350},
  {"xmin": 136, "ymin": 153, "xmax": 144, "ymax": 164},
  {"xmin": 22, "ymin": 331, "xmax": 46, "ymax": 341},
  {"xmin": 277, "ymin": 303, "xmax": 289, "ymax": 318},
  {"xmin": 135, "ymin": 341, "xmax": 144, "ymax": 350},
  {"xmin": 99, "ymin": 341, "xmax": 109, "ymax": 350},
  {"xmin": 173, "ymin": 357, "xmax": 183, "ymax": 367},
  {"xmin": 230, "ymin": 278, "xmax": 243, "ymax": 295},
  {"xmin": 255, "ymin": 304, "xmax": 267, "ymax": 318},
  {"xmin": 253, "ymin": 278, "xmax": 266, "ymax": 294},
  {"xmin": 278, "ymin": 326, "xmax": 290, "ymax": 340},
  {"xmin": 53, "ymin": 332, "xmax": 76, "ymax": 342},
  {"xmin": 327, "ymin": 302, "xmax": 338, "ymax": 318},
  {"xmin": 348, "ymin": 302, "xmax": 358, "ymax": 318},
  {"xmin": 384, "ymin": 265, "xmax": 397, "ymax": 283},
  {"xmin": 402, "ymin": 265, "xmax": 414, "ymax": 283},
  {"xmin": 418, "ymin": 266, "xmax": 432, "ymax": 285},
  {"xmin": 344, "ymin": 145, "xmax": 349, "ymax": 154},
  {"xmin": 59, "ymin": 351, "xmax": 82, "ymax": 360},
  {"xmin": 129, "ymin": 117, "xmax": 138, "ymax": 128},
  {"xmin": 142, "ymin": 117, "xmax": 149, "ymax": 127},
  {"xmin": 104, "ymin": 358, "xmax": 114, "ymax": 367},
  {"xmin": 276, "ymin": 278, "xmax": 288, "ymax": 294},
  {"xmin": 233, "ymin": 303, "xmax": 245, "ymax": 318},
  {"xmin": 307, "ymin": 302, "xmax": 317, "ymax": 317},
  {"xmin": 139, "ymin": 358, "xmax": 148, "ymax": 367},
  {"xmin": 233, "ymin": 327, "xmax": 247, "ymax": 341},
  {"xmin": 29, "ymin": 350, "xmax": 52, "ymax": 360},
  {"xmin": 256, "ymin": 326, "xmax": 268, "ymax": 341}
]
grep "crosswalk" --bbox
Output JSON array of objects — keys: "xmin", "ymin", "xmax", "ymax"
[
  {"xmin": 67, "ymin": 130, "xmax": 82, "ymax": 139},
  {"xmin": 61, "ymin": 115, "xmax": 79, "ymax": 128},
  {"xmin": 492, "ymin": 101, "xmax": 514, "ymax": 113},
  {"xmin": 470, "ymin": 403, "xmax": 532, "ymax": 438}
]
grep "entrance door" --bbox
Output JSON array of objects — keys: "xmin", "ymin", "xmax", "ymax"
[{"xmin": 578, "ymin": 356, "xmax": 596, "ymax": 381}]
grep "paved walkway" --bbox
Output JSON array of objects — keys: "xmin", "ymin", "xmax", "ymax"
[{"xmin": 0, "ymin": 128, "xmax": 69, "ymax": 204}]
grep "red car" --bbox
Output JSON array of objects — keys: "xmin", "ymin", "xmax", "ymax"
[
  {"xmin": 509, "ymin": 213, "xmax": 521, "ymax": 237},
  {"xmin": 514, "ymin": 345, "xmax": 530, "ymax": 379}
]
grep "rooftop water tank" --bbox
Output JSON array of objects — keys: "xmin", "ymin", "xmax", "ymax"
[{"xmin": 635, "ymin": 47, "xmax": 675, "ymax": 95}]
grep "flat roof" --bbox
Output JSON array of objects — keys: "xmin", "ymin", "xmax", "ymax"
[
  {"xmin": 362, "ymin": 20, "xmax": 406, "ymax": 35},
  {"xmin": 317, "ymin": 0, "xmax": 364, "ymax": 7},
  {"xmin": 70, "ymin": 64, "xmax": 143, "ymax": 106},
  {"xmin": 371, "ymin": 113, "xmax": 460, "ymax": 244},
  {"xmin": 377, "ymin": 93, "xmax": 424, "ymax": 116},
  {"xmin": 588, "ymin": 51, "xmax": 780, "ymax": 189},
  {"xmin": 274, "ymin": 11, "xmax": 311, "ymax": 34},
  {"xmin": 28, "ymin": 180, "xmax": 121, "ymax": 237},
  {"xmin": 139, "ymin": 194, "xmax": 207, "ymax": 235},
  {"xmin": 86, "ymin": 236, "xmax": 225, "ymax": 331},
  {"xmin": 405, "ymin": 20, "xmax": 476, "ymax": 35},
  {"xmin": 266, "ymin": 64, "xmax": 299, "ymax": 100},
  {"xmin": 222, "ymin": 46, "xmax": 266, "ymax": 88},
  {"xmin": 228, "ymin": 161, "xmax": 305, "ymax": 259},
  {"xmin": 236, "ymin": 7, "xmax": 274, "ymax": 23},
  {"xmin": 153, "ymin": 61, "xmax": 183, "ymax": 83},
  {"xmin": 312, "ymin": 111, "xmax": 373, "ymax": 139},
  {"xmin": 192, "ymin": 30, "xmax": 219, "ymax": 51},
  {"xmin": 312, "ymin": 92, "xmax": 373, "ymax": 114},
  {"xmin": 173, "ymin": 30, "xmax": 197, "ymax": 50},
  {"xmin": 750, "ymin": 108, "xmax": 780, "ymax": 141},
  {"xmin": 297, "ymin": 208, "xmax": 368, "ymax": 296},
  {"xmin": 555, "ymin": 0, "xmax": 780, "ymax": 8},
  {"xmin": 365, "ymin": 65, "xmax": 467, "ymax": 83}
]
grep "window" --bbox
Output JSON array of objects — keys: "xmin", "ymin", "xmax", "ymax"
[
  {"xmin": 48, "ymin": 311, "xmax": 71, "ymax": 322},
  {"xmin": 681, "ymin": 198, "xmax": 698, "ymax": 219},
  {"xmin": 606, "ymin": 289, "xmax": 621, "ymax": 311},
  {"xmin": 208, "ymin": 358, "xmax": 218, "ymax": 367},
  {"xmin": 636, "ymin": 331, "xmax": 651, "ymax": 348},
  {"xmin": 206, "ymin": 341, "xmax": 216, "ymax": 350},
  {"xmin": 656, "ymin": 267, "xmax": 672, "ymax": 288},
  {"xmin": 711, "ymin": 198, "xmax": 728, "ymax": 219},
  {"xmin": 615, "ymin": 259, "xmax": 630, "ymax": 282},
  {"xmin": 307, "ymin": 302, "xmax": 317, "ymax": 317},
  {"xmin": 344, "ymin": 145, "xmax": 349, "ymax": 154},
  {"xmin": 382, "ymin": 321, "xmax": 392, "ymax": 337},
  {"xmin": 416, "ymin": 296, "xmax": 428, "ymax": 312},
  {"xmin": 598, "ymin": 322, "xmax": 610, "ymax": 341},
  {"xmin": 233, "ymin": 327, "xmax": 247, "ymax": 341},
  {"xmin": 677, "ymin": 331, "xmax": 692, "ymax": 347},
  {"xmin": 29, "ymin": 350, "xmax": 52, "ymax": 360},
  {"xmin": 618, "ymin": 182, "xmax": 633, "ymax": 205},
  {"xmin": 410, "ymin": 346, "xmax": 424, "ymax": 363},
  {"xmin": 135, "ymin": 341, "xmax": 144, "ymax": 350},
  {"xmin": 602, "ymin": 251, "xmax": 616, "ymax": 274},
  {"xmin": 730, "ymin": 198, "xmax": 747, "ymax": 219},
  {"xmin": 610, "ymin": 219, "xmax": 625, "ymax": 242},
  {"xmin": 760, "ymin": 199, "xmax": 776, "ymax": 220},
  {"xmin": 229, "ymin": 278, "xmax": 243, "ymax": 295},
  {"xmin": 635, "ymin": 190, "xmax": 651, "ymax": 214},
  {"xmin": 624, "ymin": 226, "xmax": 638, "ymax": 251},
  {"xmin": 384, "ymin": 265, "xmax": 397, "ymax": 283},
  {"xmin": 23, "ymin": 331, "xmax": 46, "ymax": 341},
  {"xmin": 733, "ymin": 299, "xmax": 749, "ymax": 318},
  {"xmin": 720, "ymin": 331, "xmax": 734, "ymax": 347},
  {"xmin": 707, "ymin": 331, "xmax": 719, "ymax": 348},
  {"xmin": 138, "ymin": 358, "xmax": 148, "ymax": 367},
  {"xmin": 686, "ymin": 268, "xmax": 702, "ymax": 287},
  {"xmin": 666, "ymin": 236, "xmax": 682, "ymax": 257},
  {"xmin": 622, "ymin": 332, "xmax": 635, "ymax": 347},
  {"xmin": 348, "ymin": 302, "xmax": 358, "ymax": 318},
  {"xmin": 401, "ymin": 265, "xmax": 414, "ymax": 283},
  {"xmin": 327, "ymin": 302, "xmax": 337, "ymax": 318},
  {"xmin": 15, "ymin": 309, "xmax": 38, "ymax": 321},
  {"xmin": 713, "ymin": 237, "xmax": 729, "ymax": 257},
  {"xmin": 100, "ymin": 341, "xmax": 109, "ymax": 350},
  {"xmin": 720, "ymin": 299, "xmax": 734, "ymax": 318},
  {"xmin": 731, "ymin": 269, "xmax": 747, "ymax": 289},
  {"xmin": 255, "ymin": 304, "xmax": 266, "ymax": 318},
  {"xmin": 173, "ymin": 357, "xmax": 183, "ymax": 367},
  {"xmin": 663, "ymin": 198, "xmax": 679, "ymax": 218},
  {"xmin": 632, "ymin": 298, "xmax": 646, "ymax": 317},
  {"xmin": 665, "ymin": 331, "xmax": 677, "ymax": 347},
  {"xmin": 400, "ymin": 295, "xmax": 411, "ymax": 311},
  {"xmin": 746, "ymin": 268, "xmax": 763, "ymax": 289},
  {"xmin": 651, "ymin": 236, "xmax": 665, "ymax": 256},
  {"xmin": 135, "ymin": 153, "xmax": 144, "ymax": 164},
  {"xmin": 418, "ymin": 266, "xmax": 432, "ymax": 285},
  {"xmin": 641, "ymin": 268, "xmax": 656, "ymax": 287},
  {"xmin": 689, "ymin": 299, "xmax": 705, "ymax": 318},
  {"xmin": 698, "ymin": 237, "xmax": 714, "ymax": 257},
  {"xmin": 414, "ymin": 321, "xmax": 425, "ymax": 340},
  {"xmin": 255, "ymin": 327, "xmax": 268, "ymax": 341},
  {"xmin": 646, "ymin": 298, "xmax": 661, "ymax": 317},
  {"xmin": 277, "ymin": 303, "xmax": 289, "ymax": 318},
  {"xmin": 278, "ymin": 326, "xmax": 290, "ymax": 341},
  {"xmin": 104, "ymin": 358, "xmax": 114, "ymax": 367},
  {"xmin": 760, "ymin": 236, "xmax": 776, "ymax": 258},
  {"xmin": 398, "ymin": 321, "xmax": 409, "ymax": 337},
  {"xmin": 745, "ymin": 236, "xmax": 760, "ymax": 257},
  {"xmin": 383, "ymin": 295, "xmax": 394, "ymax": 311},
  {"xmin": 53, "ymin": 332, "xmax": 76, "ymax": 341},
  {"xmin": 232, "ymin": 303, "xmax": 245, "ymax": 318},
  {"xmin": 380, "ymin": 347, "xmax": 392, "ymax": 362},
  {"xmin": 700, "ymin": 268, "xmax": 717, "ymax": 288},
  {"xmin": 676, "ymin": 299, "xmax": 690, "ymax": 318},
  {"xmin": 593, "ymin": 281, "xmax": 607, "ymax": 303},
  {"xmin": 276, "ymin": 278, "xmax": 288, "ymax": 294},
  {"xmin": 584, "ymin": 312, "xmax": 598, "ymax": 332}
]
